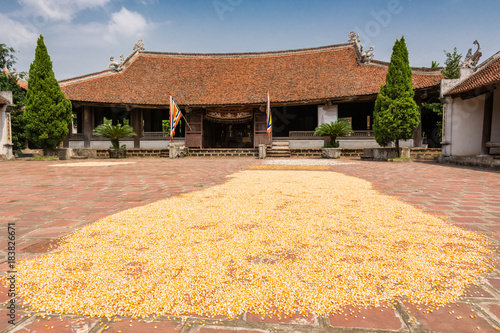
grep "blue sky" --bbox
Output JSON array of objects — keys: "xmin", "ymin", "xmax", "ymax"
[{"xmin": 2, "ymin": 0, "xmax": 500, "ymax": 80}]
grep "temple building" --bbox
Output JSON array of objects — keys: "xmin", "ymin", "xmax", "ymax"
[{"xmin": 60, "ymin": 32, "xmax": 443, "ymax": 151}]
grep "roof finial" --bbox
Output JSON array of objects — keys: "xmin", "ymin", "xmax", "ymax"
[
  {"xmin": 461, "ymin": 40, "xmax": 482, "ymax": 69},
  {"xmin": 133, "ymin": 39, "xmax": 145, "ymax": 52},
  {"xmin": 109, "ymin": 54, "xmax": 125, "ymax": 73},
  {"xmin": 348, "ymin": 31, "xmax": 374, "ymax": 65}
]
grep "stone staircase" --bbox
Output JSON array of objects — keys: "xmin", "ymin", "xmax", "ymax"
[{"xmin": 268, "ymin": 140, "xmax": 291, "ymax": 158}]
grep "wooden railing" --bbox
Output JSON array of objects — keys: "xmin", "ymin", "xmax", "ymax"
[
  {"xmin": 289, "ymin": 131, "xmax": 319, "ymax": 137},
  {"xmin": 70, "ymin": 133, "xmax": 83, "ymax": 139},
  {"xmin": 143, "ymin": 132, "xmax": 170, "ymax": 139},
  {"xmin": 289, "ymin": 130, "xmax": 374, "ymax": 138},
  {"xmin": 347, "ymin": 130, "xmax": 374, "ymax": 137}
]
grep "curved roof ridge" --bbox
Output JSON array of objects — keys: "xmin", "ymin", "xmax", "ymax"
[
  {"xmin": 139, "ymin": 43, "xmax": 352, "ymax": 59},
  {"xmin": 366, "ymin": 59, "xmax": 442, "ymax": 74},
  {"xmin": 60, "ymin": 51, "xmax": 141, "ymax": 85}
]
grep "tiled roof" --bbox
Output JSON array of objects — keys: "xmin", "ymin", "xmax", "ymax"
[
  {"xmin": 60, "ymin": 44, "xmax": 443, "ymax": 106},
  {"xmin": 0, "ymin": 96, "xmax": 8, "ymax": 105},
  {"xmin": 17, "ymin": 80, "xmax": 28, "ymax": 90},
  {"xmin": 446, "ymin": 51, "xmax": 500, "ymax": 96},
  {"xmin": 2, "ymin": 68, "xmax": 28, "ymax": 90}
]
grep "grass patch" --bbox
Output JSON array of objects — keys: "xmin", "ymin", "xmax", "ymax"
[{"xmin": 32, "ymin": 156, "xmax": 59, "ymax": 160}]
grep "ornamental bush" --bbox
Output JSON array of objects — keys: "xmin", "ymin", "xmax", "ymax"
[
  {"xmin": 93, "ymin": 122, "xmax": 136, "ymax": 149},
  {"xmin": 314, "ymin": 118, "xmax": 353, "ymax": 148}
]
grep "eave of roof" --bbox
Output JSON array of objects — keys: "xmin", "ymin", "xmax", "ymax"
[
  {"xmin": 446, "ymin": 50, "xmax": 500, "ymax": 97},
  {"xmin": 60, "ymin": 43, "xmax": 443, "ymax": 107}
]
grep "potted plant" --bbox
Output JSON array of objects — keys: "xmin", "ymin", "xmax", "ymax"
[
  {"xmin": 314, "ymin": 118, "xmax": 353, "ymax": 158},
  {"xmin": 93, "ymin": 121, "xmax": 136, "ymax": 158}
]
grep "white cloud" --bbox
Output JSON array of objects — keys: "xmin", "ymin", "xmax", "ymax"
[
  {"xmin": 17, "ymin": 0, "xmax": 111, "ymax": 22},
  {"xmin": 106, "ymin": 7, "xmax": 149, "ymax": 40},
  {"xmin": 136, "ymin": 0, "xmax": 159, "ymax": 5},
  {"xmin": 0, "ymin": 13, "xmax": 38, "ymax": 49}
]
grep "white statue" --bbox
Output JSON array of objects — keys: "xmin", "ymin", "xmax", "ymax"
[
  {"xmin": 109, "ymin": 54, "xmax": 125, "ymax": 73},
  {"xmin": 133, "ymin": 39, "xmax": 145, "ymax": 52},
  {"xmin": 462, "ymin": 40, "xmax": 482, "ymax": 69}
]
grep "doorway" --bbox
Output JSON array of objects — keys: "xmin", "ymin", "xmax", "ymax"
[{"xmin": 204, "ymin": 121, "xmax": 253, "ymax": 148}]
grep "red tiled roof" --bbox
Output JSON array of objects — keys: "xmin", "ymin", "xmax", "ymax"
[
  {"xmin": 60, "ymin": 44, "xmax": 443, "ymax": 106},
  {"xmin": 17, "ymin": 80, "xmax": 28, "ymax": 90},
  {"xmin": 446, "ymin": 51, "xmax": 500, "ymax": 96},
  {"xmin": 2, "ymin": 67, "xmax": 28, "ymax": 90}
]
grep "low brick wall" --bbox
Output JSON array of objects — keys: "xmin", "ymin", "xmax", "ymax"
[
  {"xmin": 91, "ymin": 147, "xmax": 442, "ymax": 159},
  {"xmin": 96, "ymin": 149, "xmax": 168, "ymax": 158},
  {"xmin": 189, "ymin": 148, "xmax": 257, "ymax": 157},
  {"xmin": 410, "ymin": 148, "xmax": 442, "ymax": 159},
  {"xmin": 341, "ymin": 148, "xmax": 364, "ymax": 158},
  {"xmin": 290, "ymin": 149, "xmax": 321, "ymax": 157}
]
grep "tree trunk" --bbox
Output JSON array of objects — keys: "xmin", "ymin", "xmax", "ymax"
[
  {"xmin": 111, "ymin": 139, "xmax": 120, "ymax": 149},
  {"xmin": 395, "ymin": 139, "xmax": 400, "ymax": 157}
]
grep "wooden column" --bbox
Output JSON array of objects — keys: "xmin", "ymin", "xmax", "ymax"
[
  {"xmin": 83, "ymin": 106, "xmax": 93, "ymax": 148},
  {"xmin": 143, "ymin": 109, "xmax": 151, "ymax": 132},
  {"xmin": 481, "ymin": 91, "xmax": 494, "ymax": 155},
  {"xmin": 62, "ymin": 122, "xmax": 71, "ymax": 148},
  {"xmin": 131, "ymin": 108, "xmax": 143, "ymax": 149},
  {"xmin": 413, "ymin": 94, "xmax": 423, "ymax": 147}
]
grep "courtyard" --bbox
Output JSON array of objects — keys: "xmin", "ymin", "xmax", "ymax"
[{"xmin": 1, "ymin": 157, "xmax": 500, "ymax": 333}]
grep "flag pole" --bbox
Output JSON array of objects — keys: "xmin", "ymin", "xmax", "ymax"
[
  {"xmin": 180, "ymin": 112, "xmax": 193, "ymax": 131},
  {"xmin": 168, "ymin": 92, "xmax": 173, "ymax": 144}
]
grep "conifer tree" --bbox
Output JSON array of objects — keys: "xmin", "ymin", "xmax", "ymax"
[
  {"xmin": 24, "ymin": 35, "xmax": 71, "ymax": 151},
  {"xmin": 442, "ymin": 47, "xmax": 462, "ymax": 79},
  {"xmin": 373, "ymin": 36, "xmax": 419, "ymax": 156}
]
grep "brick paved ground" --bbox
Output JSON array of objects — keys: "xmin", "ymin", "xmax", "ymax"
[{"xmin": 1, "ymin": 157, "xmax": 500, "ymax": 333}]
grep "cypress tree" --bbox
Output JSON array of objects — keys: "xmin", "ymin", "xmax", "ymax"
[
  {"xmin": 24, "ymin": 35, "xmax": 71, "ymax": 151},
  {"xmin": 373, "ymin": 37, "xmax": 419, "ymax": 156}
]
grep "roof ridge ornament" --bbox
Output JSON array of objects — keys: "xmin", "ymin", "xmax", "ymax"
[
  {"xmin": 133, "ymin": 39, "xmax": 145, "ymax": 52},
  {"xmin": 109, "ymin": 54, "xmax": 125, "ymax": 73},
  {"xmin": 348, "ymin": 31, "xmax": 374, "ymax": 64},
  {"xmin": 461, "ymin": 40, "xmax": 482, "ymax": 69}
]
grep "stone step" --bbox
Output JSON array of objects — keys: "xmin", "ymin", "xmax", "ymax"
[{"xmin": 267, "ymin": 149, "xmax": 291, "ymax": 158}]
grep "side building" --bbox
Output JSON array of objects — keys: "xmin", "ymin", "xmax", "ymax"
[
  {"xmin": 59, "ymin": 33, "xmax": 443, "ymax": 151},
  {"xmin": 0, "ymin": 91, "xmax": 14, "ymax": 160},
  {"xmin": 441, "ymin": 43, "xmax": 500, "ymax": 164}
]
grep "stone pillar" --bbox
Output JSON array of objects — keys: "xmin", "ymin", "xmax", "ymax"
[
  {"xmin": 317, "ymin": 104, "xmax": 338, "ymax": 126},
  {"xmin": 82, "ymin": 106, "xmax": 92, "ymax": 148},
  {"xmin": 258, "ymin": 144, "xmax": 267, "ymax": 159},
  {"xmin": 440, "ymin": 97, "xmax": 453, "ymax": 157},
  {"xmin": 169, "ymin": 144, "xmax": 187, "ymax": 158},
  {"xmin": 481, "ymin": 91, "xmax": 494, "ymax": 156}
]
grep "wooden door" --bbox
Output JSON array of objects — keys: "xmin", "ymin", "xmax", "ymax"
[
  {"xmin": 185, "ymin": 112, "xmax": 203, "ymax": 148},
  {"xmin": 254, "ymin": 111, "xmax": 271, "ymax": 147}
]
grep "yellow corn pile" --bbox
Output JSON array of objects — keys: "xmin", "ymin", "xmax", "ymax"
[{"xmin": 17, "ymin": 170, "xmax": 492, "ymax": 319}]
